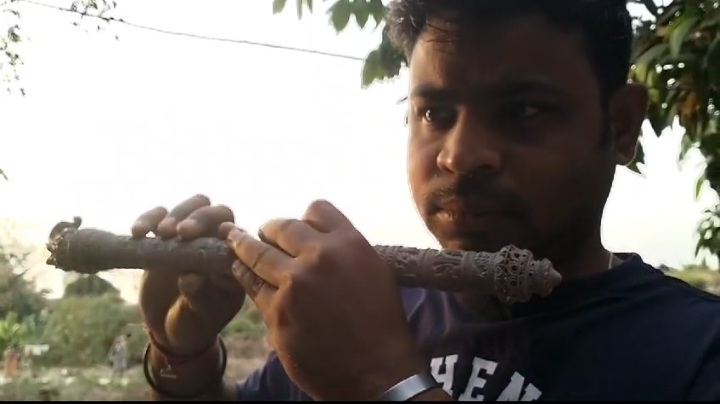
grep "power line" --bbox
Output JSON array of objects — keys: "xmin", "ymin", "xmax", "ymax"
[{"xmin": 14, "ymin": 0, "xmax": 367, "ymax": 62}]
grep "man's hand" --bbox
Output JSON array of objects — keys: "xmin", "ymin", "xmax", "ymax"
[
  {"xmin": 226, "ymin": 200, "xmax": 425, "ymax": 401},
  {"xmin": 136, "ymin": 194, "xmax": 245, "ymax": 355}
]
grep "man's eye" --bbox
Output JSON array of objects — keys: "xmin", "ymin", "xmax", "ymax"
[
  {"xmin": 421, "ymin": 107, "xmax": 456, "ymax": 124},
  {"xmin": 503, "ymin": 102, "xmax": 545, "ymax": 120}
]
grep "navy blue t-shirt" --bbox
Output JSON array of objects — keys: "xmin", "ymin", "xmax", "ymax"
[{"xmin": 236, "ymin": 254, "xmax": 720, "ymax": 401}]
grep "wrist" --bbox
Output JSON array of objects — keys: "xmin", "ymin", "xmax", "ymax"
[
  {"xmin": 148, "ymin": 331, "xmax": 219, "ymax": 365},
  {"xmin": 144, "ymin": 336, "xmax": 227, "ymax": 399},
  {"xmin": 358, "ymin": 356, "xmax": 427, "ymax": 401}
]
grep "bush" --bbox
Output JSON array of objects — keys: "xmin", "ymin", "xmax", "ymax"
[
  {"xmin": 63, "ymin": 274, "xmax": 120, "ymax": 298},
  {"xmin": 667, "ymin": 267, "xmax": 720, "ymax": 294},
  {"xmin": 0, "ymin": 311, "xmax": 29, "ymax": 352},
  {"xmin": 36, "ymin": 295, "xmax": 137, "ymax": 367},
  {"xmin": 221, "ymin": 298, "xmax": 267, "ymax": 339}
]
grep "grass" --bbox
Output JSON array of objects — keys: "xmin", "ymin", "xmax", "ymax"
[
  {"xmin": 0, "ymin": 334, "xmax": 270, "ymax": 401},
  {"xmin": 0, "ymin": 366, "xmax": 149, "ymax": 401}
]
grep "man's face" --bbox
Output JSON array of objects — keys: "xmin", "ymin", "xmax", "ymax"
[{"xmin": 407, "ymin": 13, "xmax": 644, "ymax": 263}]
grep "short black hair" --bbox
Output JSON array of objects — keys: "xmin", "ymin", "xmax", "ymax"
[{"xmin": 386, "ymin": 0, "xmax": 633, "ymax": 99}]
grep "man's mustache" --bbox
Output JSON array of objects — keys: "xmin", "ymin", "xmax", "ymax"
[{"xmin": 423, "ymin": 173, "xmax": 529, "ymax": 216}]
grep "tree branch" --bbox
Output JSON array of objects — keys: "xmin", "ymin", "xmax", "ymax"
[{"xmin": 639, "ymin": 0, "xmax": 660, "ymax": 17}]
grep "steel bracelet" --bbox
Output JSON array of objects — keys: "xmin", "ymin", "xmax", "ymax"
[{"xmin": 379, "ymin": 372, "xmax": 442, "ymax": 401}]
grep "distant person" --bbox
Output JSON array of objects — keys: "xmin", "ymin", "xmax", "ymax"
[
  {"xmin": 107, "ymin": 333, "xmax": 131, "ymax": 379},
  {"xmin": 3, "ymin": 345, "xmax": 20, "ymax": 379},
  {"xmin": 133, "ymin": 0, "xmax": 719, "ymax": 400}
]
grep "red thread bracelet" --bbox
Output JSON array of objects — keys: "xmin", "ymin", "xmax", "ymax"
[{"xmin": 147, "ymin": 331, "xmax": 219, "ymax": 367}]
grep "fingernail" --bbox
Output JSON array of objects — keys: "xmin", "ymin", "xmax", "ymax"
[
  {"xmin": 227, "ymin": 228, "xmax": 243, "ymax": 244},
  {"xmin": 176, "ymin": 219, "xmax": 197, "ymax": 236},
  {"xmin": 131, "ymin": 220, "xmax": 147, "ymax": 237},
  {"xmin": 158, "ymin": 217, "xmax": 176, "ymax": 231}
]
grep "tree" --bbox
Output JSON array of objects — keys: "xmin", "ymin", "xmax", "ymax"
[
  {"xmin": 63, "ymin": 274, "xmax": 121, "ymax": 298},
  {"xmin": 630, "ymin": 1, "xmax": 720, "ymax": 260},
  {"xmin": 1, "ymin": 0, "xmax": 117, "ymax": 178},
  {"xmin": 0, "ymin": 223, "xmax": 48, "ymax": 320},
  {"xmin": 2, "ymin": 0, "xmax": 116, "ymax": 93},
  {"xmin": 39, "ymin": 295, "xmax": 132, "ymax": 366},
  {"xmin": 273, "ymin": 0, "xmax": 720, "ymax": 262}
]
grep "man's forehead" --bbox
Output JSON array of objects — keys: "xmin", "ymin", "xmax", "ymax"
[{"xmin": 408, "ymin": 15, "xmax": 591, "ymax": 97}]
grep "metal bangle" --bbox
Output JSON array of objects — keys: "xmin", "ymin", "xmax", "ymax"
[
  {"xmin": 379, "ymin": 372, "xmax": 441, "ymax": 401},
  {"xmin": 142, "ymin": 337, "xmax": 227, "ymax": 400}
]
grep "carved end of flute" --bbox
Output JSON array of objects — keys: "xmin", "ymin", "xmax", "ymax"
[
  {"xmin": 378, "ymin": 244, "xmax": 562, "ymax": 304},
  {"xmin": 489, "ymin": 245, "xmax": 562, "ymax": 304},
  {"xmin": 45, "ymin": 218, "xmax": 83, "ymax": 271}
]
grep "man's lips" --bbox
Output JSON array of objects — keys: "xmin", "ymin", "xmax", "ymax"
[
  {"xmin": 433, "ymin": 197, "xmax": 511, "ymax": 217},
  {"xmin": 431, "ymin": 198, "xmax": 516, "ymax": 231}
]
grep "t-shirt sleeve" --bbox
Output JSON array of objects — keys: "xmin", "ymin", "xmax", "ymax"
[
  {"xmin": 686, "ymin": 350, "xmax": 720, "ymax": 400},
  {"xmin": 236, "ymin": 351, "xmax": 295, "ymax": 401}
]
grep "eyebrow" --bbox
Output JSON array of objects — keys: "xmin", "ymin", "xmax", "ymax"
[{"xmin": 409, "ymin": 78, "xmax": 566, "ymax": 102}]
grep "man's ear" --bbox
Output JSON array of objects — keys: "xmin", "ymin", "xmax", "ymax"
[{"xmin": 607, "ymin": 83, "xmax": 649, "ymax": 166}]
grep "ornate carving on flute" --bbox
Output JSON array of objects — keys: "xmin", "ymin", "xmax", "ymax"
[{"xmin": 45, "ymin": 218, "xmax": 562, "ymax": 304}]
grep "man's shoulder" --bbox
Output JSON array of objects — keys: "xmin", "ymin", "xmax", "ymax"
[
  {"xmin": 608, "ymin": 255, "xmax": 720, "ymax": 333},
  {"xmin": 612, "ymin": 256, "xmax": 720, "ymax": 357},
  {"xmin": 638, "ymin": 257, "xmax": 720, "ymax": 310}
]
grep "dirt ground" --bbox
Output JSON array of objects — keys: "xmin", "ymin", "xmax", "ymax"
[
  {"xmin": 0, "ymin": 336, "xmax": 270, "ymax": 401},
  {"xmin": 225, "ymin": 335, "xmax": 271, "ymax": 381}
]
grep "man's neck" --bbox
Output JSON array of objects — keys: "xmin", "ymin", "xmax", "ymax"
[{"xmin": 554, "ymin": 233, "xmax": 613, "ymax": 280}]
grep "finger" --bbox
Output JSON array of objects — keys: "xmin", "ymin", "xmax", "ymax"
[
  {"xmin": 258, "ymin": 218, "xmax": 320, "ymax": 257},
  {"xmin": 302, "ymin": 199, "xmax": 354, "ymax": 233},
  {"xmin": 218, "ymin": 222, "xmax": 236, "ymax": 240},
  {"xmin": 178, "ymin": 272, "xmax": 245, "ymax": 308},
  {"xmin": 156, "ymin": 194, "xmax": 211, "ymax": 239},
  {"xmin": 131, "ymin": 206, "xmax": 168, "ymax": 238},
  {"xmin": 176, "ymin": 205, "xmax": 235, "ymax": 240},
  {"xmin": 231, "ymin": 260, "xmax": 275, "ymax": 313},
  {"xmin": 227, "ymin": 227, "xmax": 292, "ymax": 287}
]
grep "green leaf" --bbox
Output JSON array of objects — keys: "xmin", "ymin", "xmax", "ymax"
[
  {"xmin": 361, "ymin": 50, "xmax": 381, "ymax": 88},
  {"xmin": 705, "ymin": 35, "xmax": 720, "ymax": 87},
  {"xmin": 0, "ymin": 169, "xmax": 6, "ymax": 181},
  {"xmin": 305, "ymin": 0, "xmax": 313, "ymax": 13},
  {"xmin": 329, "ymin": 0, "xmax": 353, "ymax": 32},
  {"xmin": 367, "ymin": 0, "xmax": 386, "ymax": 26},
  {"xmin": 272, "ymin": 0, "xmax": 288, "ymax": 14},
  {"xmin": 695, "ymin": 174, "xmax": 707, "ymax": 199},
  {"xmin": 296, "ymin": 0, "xmax": 304, "ymax": 19},
  {"xmin": 669, "ymin": 15, "xmax": 699, "ymax": 58},
  {"xmin": 353, "ymin": 0, "xmax": 370, "ymax": 29},
  {"xmin": 632, "ymin": 43, "xmax": 668, "ymax": 83}
]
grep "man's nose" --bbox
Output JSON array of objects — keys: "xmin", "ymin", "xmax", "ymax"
[{"xmin": 436, "ymin": 118, "xmax": 503, "ymax": 175}]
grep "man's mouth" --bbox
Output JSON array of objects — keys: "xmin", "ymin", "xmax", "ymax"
[
  {"xmin": 434, "ymin": 196, "xmax": 511, "ymax": 218},
  {"xmin": 431, "ymin": 198, "xmax": 513, "ymax": 233}
]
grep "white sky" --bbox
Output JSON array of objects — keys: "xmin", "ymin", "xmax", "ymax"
[{"xmin": 0, "ymin": 0, "xmax": 717, "ymax": 303}]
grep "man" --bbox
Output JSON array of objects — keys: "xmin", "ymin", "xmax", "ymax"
[
  {"xmin": 136, "ymin": 0, "xmax": 719, "ymax": 401},
  {"xmin": 107, "ymin": 333, "xmax": 131, "ymax": 380}
]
